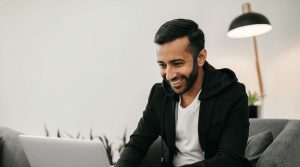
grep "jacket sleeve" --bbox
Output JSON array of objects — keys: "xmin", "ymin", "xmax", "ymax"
[
  {"xmin": 181, "ymin": 84, "xmax": 250, "ymax": 167},
  {"xmin": 115, "ymin": 84, "xmax": 160, "ymax": 167}
]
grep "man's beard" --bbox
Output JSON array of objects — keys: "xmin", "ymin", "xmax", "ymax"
[{"xmin": 170, "ymin": 60, "xmax": 198, "ymax": 94}]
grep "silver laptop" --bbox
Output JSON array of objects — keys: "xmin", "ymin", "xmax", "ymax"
[{"xmin": 19, "ymin": 135, "xmax": 111, "ymax": 167}]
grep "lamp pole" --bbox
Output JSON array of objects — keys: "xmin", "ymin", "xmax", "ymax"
[
  {"xmin": 253, "ymin": 36, "xmax": 265, "ymax": 102},
  {"xmin": 243, "ymin": 3, "xmax": 265, "ymax": 103}
]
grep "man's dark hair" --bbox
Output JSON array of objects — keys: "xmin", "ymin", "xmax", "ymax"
[{"xmin": 154, "ymin": 19, "xmax": 205, "ymax": 59}]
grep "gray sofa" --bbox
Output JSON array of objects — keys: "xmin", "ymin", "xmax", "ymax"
[
  {"xmin": 0, "ymin": 127, "xmax": 30, "ymax": 167},
  {"xmin": 1, "ymin": 119, "xmax": 300, "ymax": 167},
  {"xmin": 139, "ymin": 119, "xmax": 300, "ymax": 167}
]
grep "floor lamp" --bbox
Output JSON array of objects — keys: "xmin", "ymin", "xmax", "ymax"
[{"xmin": 227, "ymin": 3, "xmax": 272, "ymax": 107}]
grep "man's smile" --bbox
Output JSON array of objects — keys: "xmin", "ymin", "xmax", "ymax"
[{"xmin": 170, "ymin": 78, "xmax": 183, "ymax": 88}]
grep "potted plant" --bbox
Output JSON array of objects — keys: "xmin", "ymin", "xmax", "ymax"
[{"xmin": 247, "ymin": 91, "xmax": 260, "ymax": 118}]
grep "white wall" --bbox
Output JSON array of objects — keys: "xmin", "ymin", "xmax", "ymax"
[{"xmin": 0, "ymin": 0, "xmax": 299, "ymax": 143}]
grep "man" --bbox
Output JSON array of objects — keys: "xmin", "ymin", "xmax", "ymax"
[{"xmin": 116, "ymin": 19, "xmax": 250, "ymax": 167}]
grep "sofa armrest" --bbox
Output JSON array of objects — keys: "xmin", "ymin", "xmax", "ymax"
[
  {"xmin": 256, "ymin": 120, "xmax": 300, "ymax": 167},
  {"xmin": 0, "ymin": 127, "xmax": 30, "ymax": 167}
]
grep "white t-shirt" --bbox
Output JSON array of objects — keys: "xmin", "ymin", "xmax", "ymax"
[{"xmin": 173, "ymin": 90, "xmax": 204, "ymax": 167}]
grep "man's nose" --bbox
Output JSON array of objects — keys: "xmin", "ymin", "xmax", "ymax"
[{"xmin": 165, "ymin": 66, "xmax": 176, "ymax": 81}]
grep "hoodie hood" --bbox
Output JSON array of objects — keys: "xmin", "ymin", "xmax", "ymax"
[{"xmin": 162, "ymin": 61, "xmax": 238, "ymax": 101}]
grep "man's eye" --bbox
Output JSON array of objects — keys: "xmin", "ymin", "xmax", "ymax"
[
  {"xmin": 159, "ymin": 64, "xmax": 166, "ymax": 69},
  {"xmin": 174, "ymin": 62, "xmax": 183, "ymax": 66}
]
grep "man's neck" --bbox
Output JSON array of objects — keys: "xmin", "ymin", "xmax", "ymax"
[{"xmin": 180, "ymin": 68, "xmax": 204, "ymax": 108}]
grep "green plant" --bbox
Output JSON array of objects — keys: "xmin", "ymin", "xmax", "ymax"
[
  {"xmin": 247, "ymin": 91, "xmax": 259, "ymax": 105},
  {"xmin": 117, "ymin": 128, "xmax": 127, "ymax": 153},
  {"xmin": 98, "ymin": 135, "xmax": 114, "ymax": 165},
  {"xmin": 44, "ymin": 125, "xmax": 50, "ymax": 137},
  {"xmin": 91, "ymin": 128, "xmax": 114, "ymax": 165},
  {"xmin": 64, "ymin": 130, "xmax": 82, "ymax": 139}
]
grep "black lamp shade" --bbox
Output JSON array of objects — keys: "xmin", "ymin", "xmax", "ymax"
[{"xmin": 227, "ymin": 12, "xmax": 272, "ymax": 38}]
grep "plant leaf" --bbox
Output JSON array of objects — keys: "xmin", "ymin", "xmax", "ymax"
[
  {"xmin": 90, "ymin": 128, "xmax": 93, "ymax": 140},
  {"xmin": 76, "ymin": 131, "xmax": 81, "ymax": 139},
  {"xmin": 247, "ymin": 90, "xmax": 259, "ymax": 105},
  {"xmin": 122, "ymin": 127, "xmax": 127, "ymax": 143},
  {"xmin": 44, "ymin": 125, "xmax": 50, "ymax": 137},
  {"xmin": 64, "ymin": 130, "xmax": 74, "ymax": 138},
  {"xmin": 57, "ymin": 129, "xmax": 61, "ymax": 138},
  {"xmin": 104, "ymin": 135, "xmax": 109, "ymax": 146},
  {"xmin": 98, "ymin": 136, "xmax": 107, "ymax": 149}
]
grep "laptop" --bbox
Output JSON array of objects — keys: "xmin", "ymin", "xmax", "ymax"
[{"xmin": 19, "ymin": 135, "xmax": 111, "ymax": 167}]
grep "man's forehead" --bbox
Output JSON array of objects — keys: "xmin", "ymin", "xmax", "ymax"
[
  {"xmin": 156, "ymin": 37, "xmax": 192, "ymax": 54},
  {"xmin": 156, "ymin": 36, "xmax": 189, "ymax": 49}
]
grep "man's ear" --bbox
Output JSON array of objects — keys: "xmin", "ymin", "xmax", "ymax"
[{"xmin": 197, "ymin": 48, "xmax": 207, "ymax": 67}]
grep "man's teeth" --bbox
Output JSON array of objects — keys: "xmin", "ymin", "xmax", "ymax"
[{"xmin": 171, "ymin": 79, "xmax": 181, "ymax": 84}]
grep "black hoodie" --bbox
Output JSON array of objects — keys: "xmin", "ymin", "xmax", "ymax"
[{"xmin": 116, "ymin": 62, "xmax": 250, "ymax": 167}]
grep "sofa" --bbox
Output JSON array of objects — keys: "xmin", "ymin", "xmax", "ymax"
[
  {"xmin": 1, "ymin": 119, "xmax": 299, "ymax": 167},
  {"xmin": 0, "ymin": 127, "xmax": 30, "ymax": 167},
  {"xmin": 139, "ymin": 119, "xmax": 300, "ymax": 167}
]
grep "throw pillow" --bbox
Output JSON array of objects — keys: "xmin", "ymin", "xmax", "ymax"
[{"xmin": 245, "ymin": 131, "xmax": 274, "ymax": 167}]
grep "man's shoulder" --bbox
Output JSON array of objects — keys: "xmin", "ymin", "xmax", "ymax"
[
  {"xmin": 216, "ymin": 81, "xmax": 247, "ymax": 107},
  {"xmin": 152, "ymin": 82, "xmax": 164, "ymax": 90},
  {"xmin": 149, "ymin": 83, "xmax": 166, "ymax": 98},
  {"xmin": 230, "ymin": 81, "xmax": 247, "ymax": 95}
]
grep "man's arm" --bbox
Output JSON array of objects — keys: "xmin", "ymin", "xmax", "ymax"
[
  {"xmin": 115, "ymin": 84, "xmax": 160, "ymax": 167},
  {"xmin": 181, "ymin": 84, "xmax": 250, "ymax": 167}
]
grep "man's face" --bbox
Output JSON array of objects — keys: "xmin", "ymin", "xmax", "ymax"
[{"xmin": 156, "ymin": 37, "xmax": 199, "ymax": 94}]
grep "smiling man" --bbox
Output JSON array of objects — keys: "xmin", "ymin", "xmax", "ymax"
[
  {"xmin": 116, "ymin": 19, "xmax": 250, "ymax": 167},
  {"xmin": 156, "ymin": 35, "xmax": 205, "ymax": 108}
]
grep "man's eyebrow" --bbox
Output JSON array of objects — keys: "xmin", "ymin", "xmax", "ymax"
[
  {"xmin": 170, "ymin": 59, "xmax": 185, "ymax": 63},
  {"xmin": 157, "ymin": 59, "xmax": 184, "ymax": 63}
]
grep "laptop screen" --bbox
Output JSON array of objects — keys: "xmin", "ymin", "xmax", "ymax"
[{"xmin": 19, "ymin": 135, "xmax": 110, "ymax": 167}]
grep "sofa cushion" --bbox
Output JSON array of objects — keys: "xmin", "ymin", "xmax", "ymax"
[
  {"xmin": 245, "ymin": 131, "xmax": 273, "ymax": 167},
  {"xmin": 256, "ymin": 121, "xmax": 300, "ymax": 167}
]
